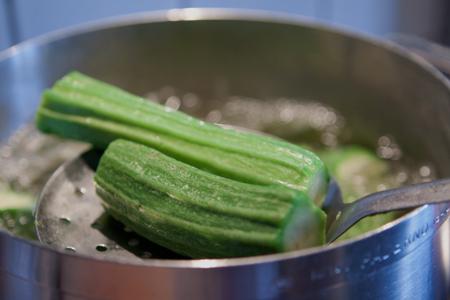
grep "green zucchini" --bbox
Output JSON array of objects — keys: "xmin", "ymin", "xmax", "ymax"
[
  {"xmin": 0, "ymin": 208, "xmax": 36, "ymax": 240},
  {"xmin": 320, "ymin": 146, "xmax": 394, "ymax": 202},
  {"xmin": 95, "ymin": 140, "xmax": 326, "ymax": 258},
  {"xmin": 36, "ymin": 72, "xmax": 328, "ymax": 204},
  {"xmin": 0, "ymin": 185, "xmax": 36, "ymax": 239}
]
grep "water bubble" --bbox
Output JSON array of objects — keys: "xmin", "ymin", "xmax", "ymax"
[
  {"xmin": 165, "ymin": 96, "xmax": 181, "ymax": 110},
  {"xmin": 391, "ymin": 148, "xmax": 402, "ymax": 160},
  {"xmin": 325, "ymin": 111, "xmax": 337, "ymax": 124},
  {"xmin": 18, "ymin": 216, "xmax": 28, "ymax": 225},
  {"xmin": 159, "ymin": 86, "xmax": 176, "ymax": 100},
  {"xmin": 377, "ymin": 147, "xmax": 394, "ymax": 159},
  {"xmin": 182, "ymin": 93, "xmax": 199, "ymax": 108},
  {"xmin": 321, "ymin": 132, "xmax": 337, "ymax": 147},
  {"xmin": 280, "ymin": 107, "xmax": 295, "ymax": 123},
  {"xmin": 396, "ymin": 172, "xmax": 408, "ymax": 184},
  {"xmin": 419, "ymin": 166, "xmax": 431, "ymax": 177},
  {"xmin": 378, "ymin": 136, "xmax": 391, "ymax": 147},
  {"xmin": 206, "ymin": 110, "xmax": 222, "ymax": 123}
]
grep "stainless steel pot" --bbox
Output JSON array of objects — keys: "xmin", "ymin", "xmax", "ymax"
[{"xmin": 0, "ymin": 9, "xmax": 449, "ymax": 300}]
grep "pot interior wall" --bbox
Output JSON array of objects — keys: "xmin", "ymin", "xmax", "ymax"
[{"xmin": 1, "ymin": 19, "xmax": 450, "ymax": 172}]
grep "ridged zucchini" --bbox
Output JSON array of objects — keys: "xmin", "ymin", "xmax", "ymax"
[
  {"xmin": 36, "ymin": 72, "xmax": 328, "ymax": 204},
  {"xmin": 95, "ymin": 140, "xmax": 326, "ymax": 258}
]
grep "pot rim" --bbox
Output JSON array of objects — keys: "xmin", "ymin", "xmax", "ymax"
[{"xmin": 0, "ymin": 8, "xmax": 449, "ymax": 269}]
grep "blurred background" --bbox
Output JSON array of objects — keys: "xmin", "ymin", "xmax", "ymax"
[{"xmin": 0, "ymin": 0, "xmax": 449, "ymax": 51}]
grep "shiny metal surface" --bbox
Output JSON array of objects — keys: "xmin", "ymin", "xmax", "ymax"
[
  {"xmin": 325, "ymin": 178, "xmax": 450, "ymax": 242},
  {"xmin": 0, "ymin": 9, "xmax": 449, "ymax": 300}
]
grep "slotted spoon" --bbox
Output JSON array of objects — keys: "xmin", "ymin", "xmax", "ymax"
[{"xmin": 324, "ymin": 178, "xmax": 450, "ymax": 242}]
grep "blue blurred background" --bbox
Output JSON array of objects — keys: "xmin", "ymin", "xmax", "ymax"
[{"xmin": 0, "ymin": 0, "xmax": 449, "ymax": 50}]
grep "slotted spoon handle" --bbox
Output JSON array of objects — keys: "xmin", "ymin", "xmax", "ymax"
[{"xmin": 326, "ymin": 178, "xmax": 450, "ymax": 242}]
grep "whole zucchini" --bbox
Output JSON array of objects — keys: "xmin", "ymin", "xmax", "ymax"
[
  {"xmin": 36, "ymin": 72, "xmax": 328, "ymax": 204},
  {"xmin": 95, "ymin": 140, "xmax": 326, "ymax": 258}
]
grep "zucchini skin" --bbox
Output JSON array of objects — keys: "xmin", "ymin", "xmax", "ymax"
[
  {"xmin": 36, "ymin": 72, "xmax": 328, "ymax": 203},
  {"xmin": 95, "ymin": 140, "xmax": 326, "ymax": 258}
]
